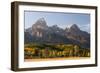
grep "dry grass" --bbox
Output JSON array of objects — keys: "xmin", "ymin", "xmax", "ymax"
[{"xmin": 24, "ymin": 57, "xmax": 90, "ymax": 62}]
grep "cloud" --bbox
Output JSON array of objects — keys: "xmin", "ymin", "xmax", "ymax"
[{"xmin": 79, "ymin": 24, "xmax": 90, "ymax": 33}]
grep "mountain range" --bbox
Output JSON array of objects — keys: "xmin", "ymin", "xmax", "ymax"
[{"xmin": 25, "ymin": 18, "xmax": 90, "ymax": 48}]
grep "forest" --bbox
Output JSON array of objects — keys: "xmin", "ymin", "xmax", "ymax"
[{"xmin": 24, "ymin": 43, "xmax": 90, "ymax": 59}]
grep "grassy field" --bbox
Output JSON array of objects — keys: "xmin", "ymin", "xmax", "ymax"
[{"xmin": 24, "ymin": 43, "xmax": 90, "ymax": 60}]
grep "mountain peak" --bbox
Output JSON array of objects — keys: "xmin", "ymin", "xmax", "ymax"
[
  {"xmin": 37, "ymin": 17, "xmax": 46, "ymax": 22},
  {"xmin": 32, "ymin": 18, "xmax": 48, "ymax": 29},
  {"xmin": 70, "ymin": 24, "xmax": 80, "ymax": 31}
]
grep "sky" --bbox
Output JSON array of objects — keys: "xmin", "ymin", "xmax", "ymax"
[{"xmin": 24, "ymin": 11, "xmax": 90, "ymax": 33}]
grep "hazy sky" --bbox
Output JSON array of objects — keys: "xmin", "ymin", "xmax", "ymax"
[{"xmin": 24, "ymin": 11, "xmax": 90, "ymax": 33}]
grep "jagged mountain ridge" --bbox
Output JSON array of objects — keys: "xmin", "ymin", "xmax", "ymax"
[{"xmin": 25, "ymin": 18, "xmax": 90, "ymax": 48}]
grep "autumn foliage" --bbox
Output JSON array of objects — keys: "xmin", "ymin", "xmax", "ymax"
[{"xmin": 24, "ymin": 43, "xmax": 90, "ymax": 59}]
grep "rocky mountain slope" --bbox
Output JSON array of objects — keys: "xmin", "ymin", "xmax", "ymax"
[{"xmin": 25, "ymin": 18, "xmax": 90, "ymax": 48}]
